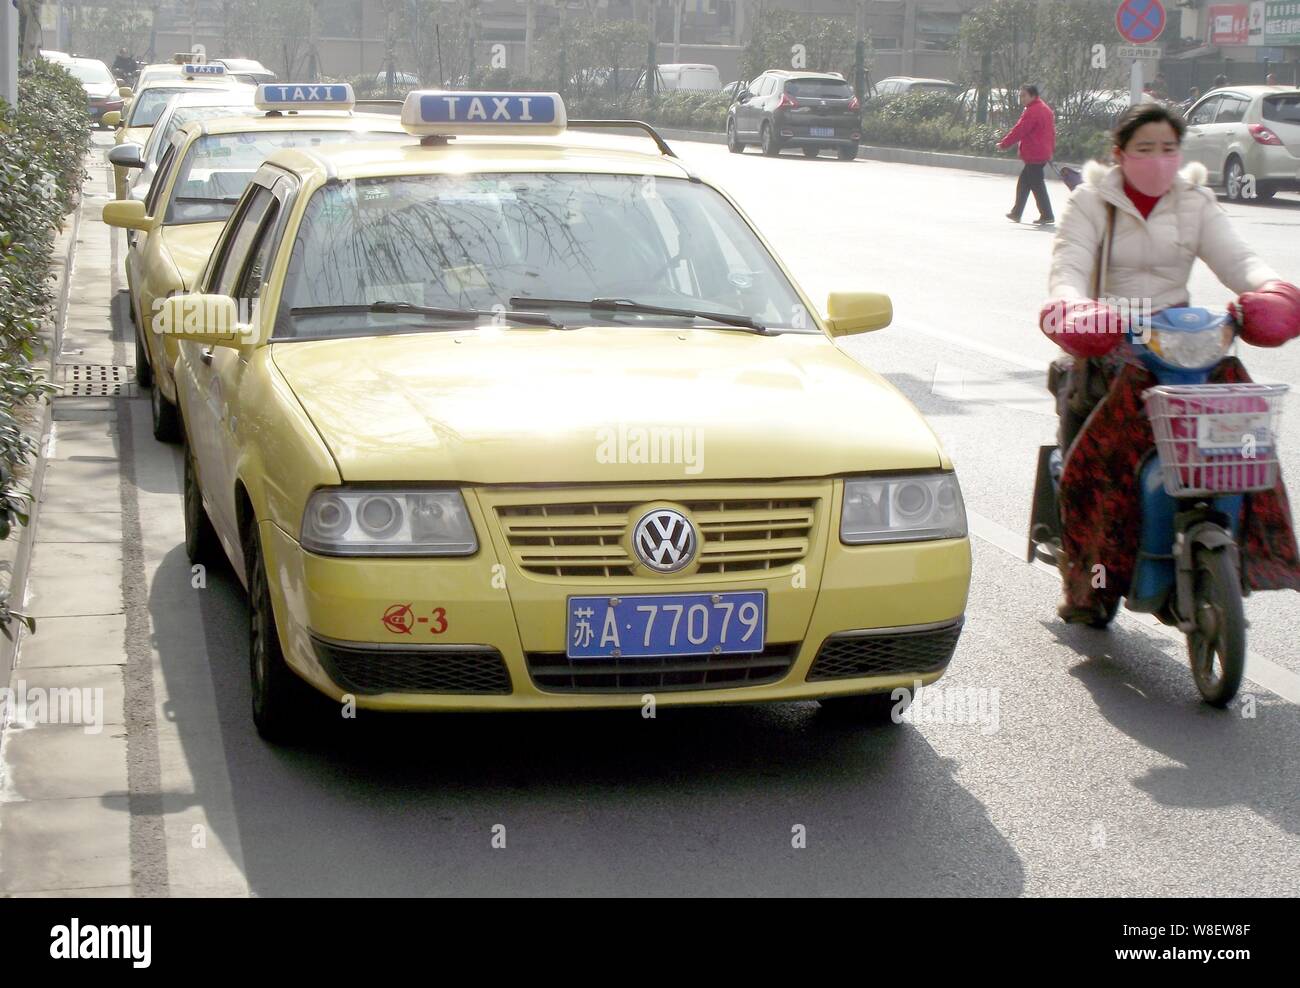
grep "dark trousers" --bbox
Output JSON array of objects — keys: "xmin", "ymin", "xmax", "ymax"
[{"xmin": 1011, "ymin": 162, "xmax": 1053, "ymax": 221}]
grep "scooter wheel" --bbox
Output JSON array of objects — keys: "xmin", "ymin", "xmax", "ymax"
[{"xmin": 1187, "ymin": 545, "xmax": 1246, "ymax": 708}]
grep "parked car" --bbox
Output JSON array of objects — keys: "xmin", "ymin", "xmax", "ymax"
[
  {"xmin": 1182, "ymin": 86, "xmax": 1300, "ymax": 202},
  {"xmin": 727, "ymin": 70, "xmax": 862, "ymax": 160},
  {"xmin": 872, "ymin": 76, "xmax": 962, "ymax": 98},
  {"xmin": 65, "ymin": 56, "xmax": 123, "ymax": 128},
  {"xmin": 635, "ymin": 63, "xmax": 722, "ymax": 93},
  {"xmin": 215, "ymin": 58, "xmax": 276, "ymax": 85}
]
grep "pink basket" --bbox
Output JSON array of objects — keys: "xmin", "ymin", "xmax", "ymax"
[{"xmin": 1142, "ymin": 383, "xmax": 1288, "ymax": 497}]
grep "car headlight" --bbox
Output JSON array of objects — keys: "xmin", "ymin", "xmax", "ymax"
[
  {"xmin": 1148, "ymin": 324, "xmax": 1233, "ymax": 369},
  {"xmin": 301, "ymin": 488, "xmax": 477, "ymax": 556},
  {"xmin": 840, "ymin": 472, "xmax": 967, "ymax": 544}
]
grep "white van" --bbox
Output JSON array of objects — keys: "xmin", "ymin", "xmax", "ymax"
[{"xmin": 638, "ymin": 63, "xmax": 722, "ymax": 93}]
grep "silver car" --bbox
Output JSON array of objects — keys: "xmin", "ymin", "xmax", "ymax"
[{"xmin": 1182, "ymin": 86, "xmax": 1300, "ymax": 203}]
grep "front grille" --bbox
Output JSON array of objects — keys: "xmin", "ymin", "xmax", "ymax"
[
  {"xmin": 526, "ymin": 643, "xmax": 798, "ymax": 693},
  {"xmin": 312, "ymin": 637, "xmax": 512, "ymax": 695},
  {"xmin": 496, "ymin": 497, "xmax": 818, "ymax": 577},
  {"xmin": 806, "ymin": 620, "xmax": 963, "ymax": 682}
]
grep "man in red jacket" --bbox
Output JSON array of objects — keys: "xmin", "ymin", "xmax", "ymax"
[{"xmin": 997, "ymin": 84, "xmax": 1056, "ymax": 226}]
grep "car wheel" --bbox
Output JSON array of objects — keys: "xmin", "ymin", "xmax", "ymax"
[
  {"xmin": 818, "ymin": 688, "xmax": 912, "ymax": 725},
  {"xmin": 133, "ymin": 324, "xmax": 153, "ymax": 389},
  {"xmin": 150, "ymin": 379, "xmax": 181, "ymax": 443},
  {"xmin": 802, "ymin": 146, "xmax": 820, "ymax": 158},
  {"xmin": 761, "ymin": 122, "xmax": 780, "ymax": 157},
  {"xmin": 837, "ymin": 143, "xmax": 857, "ymax": 161},
  {"xmin": 726, "ymin": 118, "xmax": 744, "ymax": 153},
  {"xmin": 245, "ymin": 523, "xmax": 309, "ymax": 742},
  {"xmin": 183, "ymin": 440, "xmax": 219, "ymax": 565},
  {"xmin": 1224, "ymin": 156, "xmax": 1246, "ymax": 202}
]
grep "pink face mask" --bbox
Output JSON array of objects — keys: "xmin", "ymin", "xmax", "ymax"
[{"xmin": 1119, "ymin": 151, "xmax": 1182, "ymax": 197}]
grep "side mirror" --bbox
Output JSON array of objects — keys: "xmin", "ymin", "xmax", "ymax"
[
  {"xmin": 101, "ymin": 199, "xmax": 153, "ymax": 231},
  {"xmin": 107, "ymin": 143, "xmax": 145, "ymax": 170},
  {"xmin": 152, "ymin": 295, "xmax": 247, "ymax": 347},
  {"xmin": 737, "ymin": 90, "xmax": 751, "ymax": 103},
  {"xmin": 102, "ymin": 110, "xmax": 122, "ymax": 128},
  {"xmin": 118, "ymin": 86, "xmax": 133, "ymax": 98},
  {"xmin": 823, "ymin": 291, "xmax": 893, "ymax": 337}
]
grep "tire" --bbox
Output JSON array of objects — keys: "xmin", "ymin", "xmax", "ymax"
[
  {"xmin": 802, "ymin": 146, "xmax": 820, "ymax": 158},
  {"xmin": 1224, "ymin": 156, "xmax": 1246, "ymax": 202},
  {"xmin": 818, "ymin": 687, "xmax": 912, "ymax": 725},
  {"xmin": 760, "ymin": 122, "xmax": 780, "ymax": 157},
  {"xmin": 183, "ymin": 440, "xmax": 219, "ymax": 566},
  {"xmin": 726, "ymin": 118, "xmax": 744, "ymax": 153},
  {"xmin": 246, "ymin": 524, "xmax": 309, "ymax": 742},
  {"xmin": 133, "ymin": 324, "xmax": 153, "ymax": 389},
  {"xmin": 837, "ymin": 143, "xmax": 857, "ymax": 161},
  {"xmin": 1186, "ymin": 544, "xmax": 1246, "ymax": 708},
  {"xmin": 150, "ymin": 379, "xmax": 181, "ymax": 443}
]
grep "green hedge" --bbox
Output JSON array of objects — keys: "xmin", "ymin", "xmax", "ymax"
[{"xmin": 0, "ymin": 58, "xmax": 90, "ymax": 635}]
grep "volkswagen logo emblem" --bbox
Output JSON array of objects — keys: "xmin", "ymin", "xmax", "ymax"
[{"xmin": 632, "ymin": 507, "xmax": 697, "ymax": 573}]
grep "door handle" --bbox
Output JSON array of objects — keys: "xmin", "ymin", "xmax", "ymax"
[{"xmin": 200, "ymin": 346, "xmax": 213, "ymax": 365}]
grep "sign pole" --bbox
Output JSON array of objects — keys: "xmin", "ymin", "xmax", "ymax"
[{"xmin": 1130, "ymin": 58, "xmax": 1143, "ymax": 105}]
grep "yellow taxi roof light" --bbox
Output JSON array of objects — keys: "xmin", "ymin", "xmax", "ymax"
[
  {"xmin": 255, "ymin": 83, "xmax": 355, "ymax": 113},
  {"xmin": 400, "ymin": 90, "xmax": 566, "ymax": 138}
]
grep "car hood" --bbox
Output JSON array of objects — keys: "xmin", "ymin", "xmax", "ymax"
[
  {"xmin": 160, "ymin": 223, "xmax": 224, "ymax": 290},
  {"xmin": 86, "ymin": 83, "xmax": 119, "ymax": 99},
  {"xmin": 271, "ymin": 327, "xmax": 943, "ymax": 484}
]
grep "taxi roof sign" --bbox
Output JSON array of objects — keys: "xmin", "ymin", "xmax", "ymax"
[
  {"xmin": 255, "ymin": 83, "xmax": 355, "ymax": 112},
  {"xmin": 400, "ymin": 91, "xmax": 567, "ymax": 138},
  {"xmin": 184, "ymin": 63, "xmax": 226, "ymax": 78}
]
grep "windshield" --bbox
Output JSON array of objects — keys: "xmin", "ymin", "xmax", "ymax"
[
  {"xmin": 164, "ymin": 130, "xmax": 402, "ymax": 225},
  {"xmin": 788, "ymin": 79, "xmax": 853, "ymax": 99},
  {"xmin": 69, "ymin": 60, "xmax": 114, "ymax": 86},
  {"xmin": 128, "ymin": 86, "xmax": 213, "ymax": 127},
  {"xmin": 276, "ymin": 172, "xmax": 811, "ymax": 339},
  {"xmin": 1263, "ymin": 94, "xmax": 1300, "ymax": 124},
  {"xmin": 150, "ymin": 104, "xmax": 254, "ymax": 165}
]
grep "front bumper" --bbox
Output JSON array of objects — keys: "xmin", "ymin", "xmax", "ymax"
[{"xmin": 257, "ymin": 481, "xmax": 971, "ymax": 711}]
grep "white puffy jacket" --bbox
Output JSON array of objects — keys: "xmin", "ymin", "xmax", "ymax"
[{"xmin": 1048, "ymin": 160, "xmax": 1278, "ymax": 310}]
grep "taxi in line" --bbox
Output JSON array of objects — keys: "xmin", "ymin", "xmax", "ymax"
[
  {"xmin": 153, "ymin": 91, "xmax": 972, "ymax": 741},
  {"xmin": 102, "ymin": 84, "xmax": 407, "ymax": 440}
]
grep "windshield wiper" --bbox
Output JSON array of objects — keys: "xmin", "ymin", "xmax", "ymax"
[
  {"xmin": 508, "ymin": 296, "xmax": 769, "ymax": 334},
  {"xmin": 291, "ymin": 301, "xmax": 564, "ymax": 329}
]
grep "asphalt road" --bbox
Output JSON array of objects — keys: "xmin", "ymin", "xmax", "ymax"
[{"xmin": 88, "ymin": 134, "xmax": 1300, "ymax": 896}]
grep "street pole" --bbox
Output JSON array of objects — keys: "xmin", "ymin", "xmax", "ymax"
[
  {"xmin": 672, "ymin": 0, "xmax": 682, "ymax": 64},
  {"xmin": 2, "ymin": 0, "xmax": 18, "ymax": 108},
  {"xmin": 524, "ymin": 0, "xmax": 534, "ymax": 77},
  {"xmin": 1129, "ymin": 57, "xmax": 1142, "ymax": 105}
]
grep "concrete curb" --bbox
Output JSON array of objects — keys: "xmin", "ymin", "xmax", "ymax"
[
  {"xmin": 0, "ymin": 201, "xmax": 81, "ymax": 681},
  {"xmin": 653, "ymin": 126, "xmax": 1049, "ymax": 177}
]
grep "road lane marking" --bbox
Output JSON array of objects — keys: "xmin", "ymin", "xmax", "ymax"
[{"xmin": 966, "ymin": 508, "xmax": 1300, "ymax": 705}]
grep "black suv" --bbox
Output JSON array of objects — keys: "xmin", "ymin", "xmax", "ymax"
[{"xmin": 727, "ymin": 71, "xmax": 862, "ymax": 160}]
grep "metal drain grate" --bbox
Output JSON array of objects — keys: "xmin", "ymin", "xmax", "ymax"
[{"xmin": 57, "ymin": 364, "xmax": 137, "ymax": 398}]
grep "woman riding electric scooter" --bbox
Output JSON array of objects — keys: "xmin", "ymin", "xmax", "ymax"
[{"xmin": 1037, "ymin": 103, "xmax": 1300, "ymax": 631}]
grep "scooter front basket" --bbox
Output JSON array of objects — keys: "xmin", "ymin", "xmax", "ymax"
[{"xmin": 1142, "ymin": 383, "xmax": 1289, "ymax": 497}]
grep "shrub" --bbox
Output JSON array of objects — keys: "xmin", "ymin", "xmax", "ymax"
[{"xmin": 0, "ymin": 58, "xmax": 89, "ymax": 636}]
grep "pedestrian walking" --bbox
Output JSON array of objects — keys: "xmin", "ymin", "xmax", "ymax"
[{"xmin": 998, "ymin": 84, "xmax": 1056, "ymax": 226}]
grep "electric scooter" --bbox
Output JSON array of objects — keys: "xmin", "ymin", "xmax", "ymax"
[{"xmin": 1028, "ymin": 307, "xmax": 1289, "ymax": 706}]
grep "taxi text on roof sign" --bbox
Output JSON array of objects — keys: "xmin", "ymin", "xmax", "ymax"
[
  {"xmin": 400, "ymin": 91, "xmax": 567, "ymax": 137},
  {"xmin": 255, "ymin": 83, "xmax": 355, "ymax": 112},
  {"xmin": 184, "ymin": 63, "xmax": 226, "ymax": 76}
]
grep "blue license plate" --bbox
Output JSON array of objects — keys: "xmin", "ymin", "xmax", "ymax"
[
  {"xmin": 810, "ymin": 127, "xmax": 835, "ymax": 138},
  {"xmin": 566, "ymin": 592, "xmax": 766, "ymax": 660}
]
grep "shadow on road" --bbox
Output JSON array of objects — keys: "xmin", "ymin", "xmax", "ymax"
[{"xmin": 146, "ymin": 541, "xmax": 1026, "ymax": 897}]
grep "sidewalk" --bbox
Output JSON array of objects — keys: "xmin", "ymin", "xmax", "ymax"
[{"xmin": 0, "ymin": 149, "xmax": 249, "ymax": 897}]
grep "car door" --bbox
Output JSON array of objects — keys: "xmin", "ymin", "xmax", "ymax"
[
  {"xmin": 1182, "ymin": 95, "xmax": 1222, "ymax": 179},
  {"xmin": 738, "ymin": 74, "xmax": 766, "ymax": 136},
  {"xmin": 183, "ymin": 178, "xmax": 288, "ymax": 555},
  {"xmin": 1210, "ymin": 93, "xmax": 1251, "ymax": 178}
]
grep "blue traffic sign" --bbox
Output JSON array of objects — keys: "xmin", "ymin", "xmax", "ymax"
[{"xmin": 1116, "ymin": 0, "xmax": 1166, "ymax": 45}]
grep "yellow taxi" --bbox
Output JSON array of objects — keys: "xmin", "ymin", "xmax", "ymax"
[
  {"xmin": 102, "ymin": 84, "xmax": 407, "ymax": 441},
  {"xmin": 155, "ymin": 91, "xmax": 972, "ymax": 741},
  {"xmin": 103, "ymin": 61, "xmax": 253, "ymax": 198}
]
